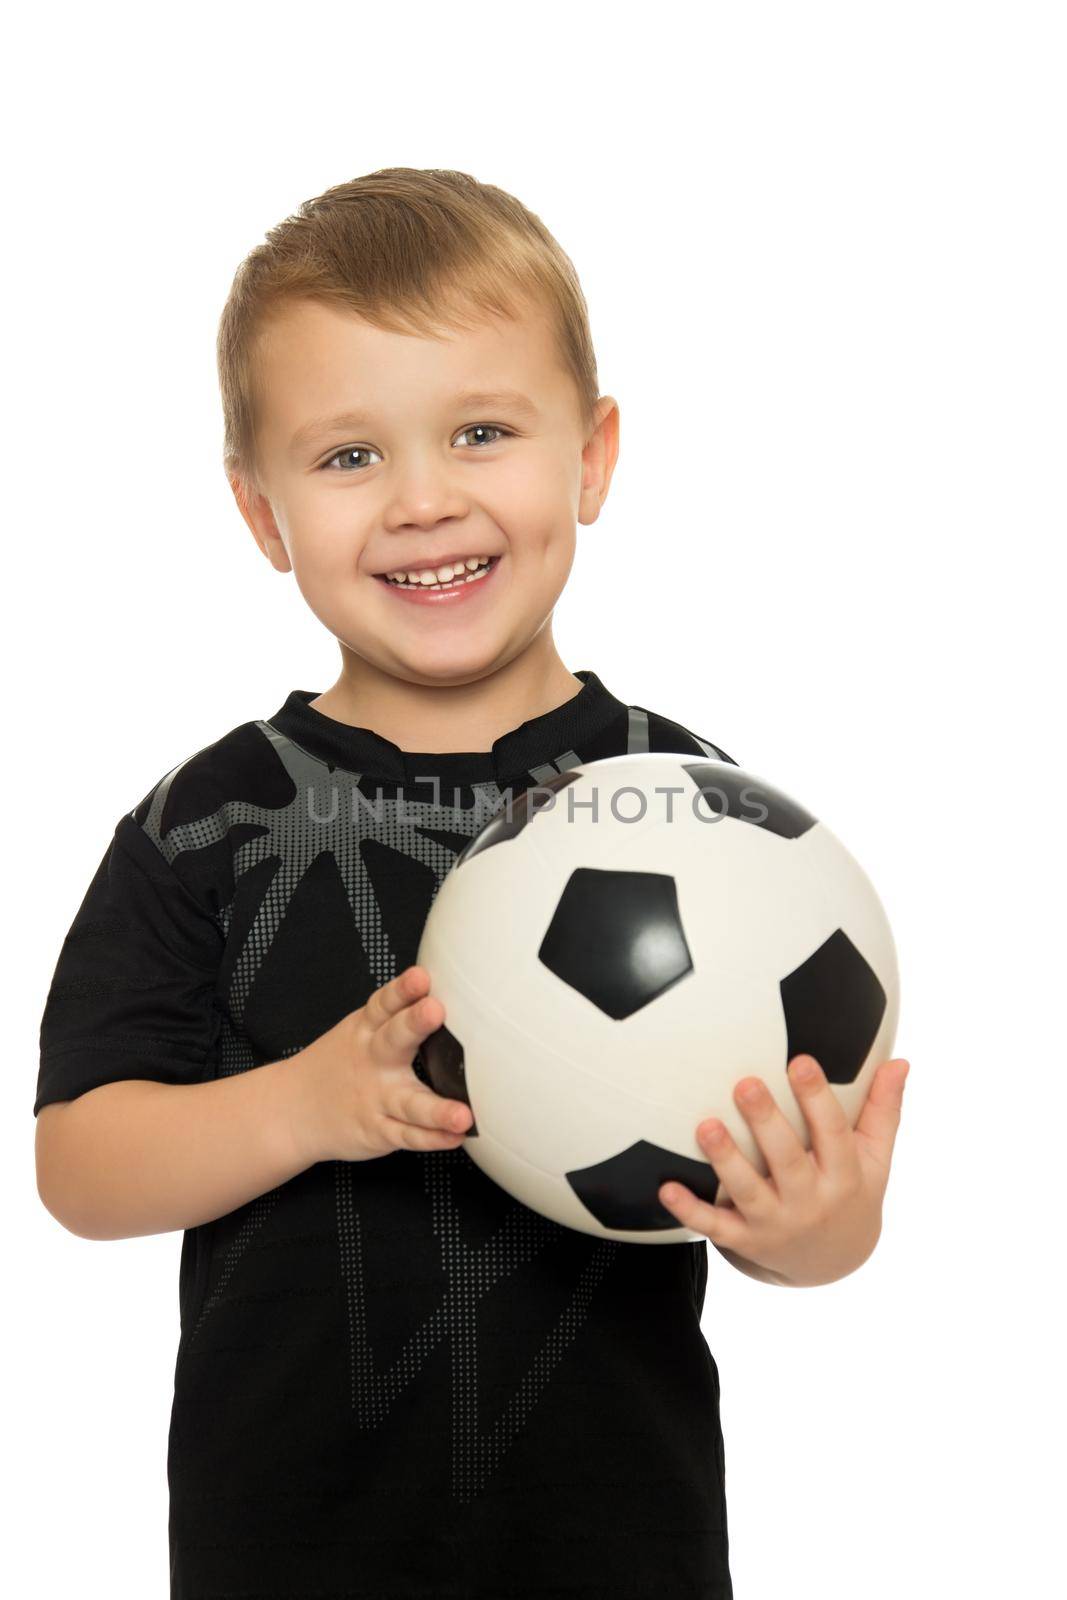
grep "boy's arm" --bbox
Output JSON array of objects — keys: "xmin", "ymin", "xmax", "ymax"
[
  {"xmin": 34, "ymin": 799, "xmax": 316, "ymax": 1239},
  {"xmin": 712, "ymin": 1242, "xmax": 792, "ymax": 1286},
  {"xmin": 36, "ymin": 1055, "xmax": 315, "ymax": 1240}
]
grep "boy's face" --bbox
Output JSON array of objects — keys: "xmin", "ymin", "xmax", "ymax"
[{"xmin": 235, "ymin": 295, "xmax": 618, "ymax": 689}]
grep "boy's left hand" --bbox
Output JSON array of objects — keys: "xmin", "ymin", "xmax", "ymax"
[{"xmin": 658, "ymin": 1053, "xmax": 910, "ymax": 1287}]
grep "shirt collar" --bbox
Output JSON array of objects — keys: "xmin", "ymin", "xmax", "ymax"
[{"xmin": 264, "ymin": 669, "xmax": 628, "ymax": 788}]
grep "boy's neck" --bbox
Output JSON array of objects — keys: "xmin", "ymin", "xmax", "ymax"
[{"xmin": 309, "ymin": 640, "xmax": 585, "ymax": 755}]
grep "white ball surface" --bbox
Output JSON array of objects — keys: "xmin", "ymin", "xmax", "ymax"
[{"xmin": 416, "ymin": 752, "xmax": 898, "ymax": 1243}]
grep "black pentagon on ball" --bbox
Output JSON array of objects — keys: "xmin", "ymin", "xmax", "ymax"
[
  {"xmin": 413, "ymin": 1026, "xmax": 479, "ymax": 1137},
  {"xmin": 539, "ymin": 868, "xmax": 693, "ymax": 1020},
  {"xmin": 681, "ymin": 761, "xmax": 816, "ymax": 839},
  {"xmin": 454, "ymin": 768, "xmax": 582, "ymax": 866},
  {"xmin": 568, "ymin": 1139, "xmax": 720, "ymax": 1231},
  {"xmin": 780, "ymin": 927, "xmax": 887, "ymax": 1084}
]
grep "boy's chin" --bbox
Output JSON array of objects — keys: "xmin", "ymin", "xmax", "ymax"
[{"xmin": 384, "ymin": 648, "xmax": 512, "ymax": 688}]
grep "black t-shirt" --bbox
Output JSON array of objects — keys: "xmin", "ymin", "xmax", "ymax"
[{"xmin": 36, "ymin": 669, "xmax": 737, "ymax": 1599}]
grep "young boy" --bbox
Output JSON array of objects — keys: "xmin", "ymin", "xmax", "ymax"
[{"xmin": 35, "ymin": 167, "xmax": 907, "ymax": 1599}]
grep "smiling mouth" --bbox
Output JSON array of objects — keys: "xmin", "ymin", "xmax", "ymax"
[{"xmin": 375, "ymin": 555, "xmax": 500, "ymax": 592}]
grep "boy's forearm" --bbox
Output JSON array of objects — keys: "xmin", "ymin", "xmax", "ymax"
[
  {"xmin": 36, "ymin": 1056, "xmax": 317, "ymax": 1240},
  {"xmin": 713, "ymin": 1243, "xmax": 793, "ymax": 1286}
]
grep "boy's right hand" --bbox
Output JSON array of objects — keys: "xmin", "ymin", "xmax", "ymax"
[{"xmin": 292, "ymin": 965, "xmax": 473, "ymax": 1165}]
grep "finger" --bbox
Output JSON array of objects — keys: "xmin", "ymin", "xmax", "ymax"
[
  {"xmin": 391, "ymin": 1085, "xmax": 471, "ymax": 1135},
  {"xmin": 362, "ymin": 966, "xmax": 430, "ymax": 1031},
  {"xmin": 657, "ymin": 1180, "xmax": 751, "ymax": 1249},
  {"xmin": 382, "ymin": 1113, "xmax": 468, "ymax": 1152},
  {"xmin": 853, "ymin": 1058, "xmax": 910, "ymax": 1175},
  {"xmin": 785, "ymin": 1055, "xmax": 857, "ymax": 1183},
  {"xmin": 692, "ymin": 1114, "xmax": 775, "ymax": 1222},
  {"xmin": 731, "ymin": 1075, "xmax": 817, "ymax": 1200},
  {"xmin": 373, "ymin": 991, "xmax": 445, "ymax": 1064}
]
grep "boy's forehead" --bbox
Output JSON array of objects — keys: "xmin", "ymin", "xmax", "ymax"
[{"xmin": 255, "ymin": 295, "xmax": 572, "ymax": 443}]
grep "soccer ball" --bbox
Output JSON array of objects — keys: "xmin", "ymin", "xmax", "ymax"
[{"xmin": 415, "ymin": 753, "xmax": 899, "ymax": 1243}]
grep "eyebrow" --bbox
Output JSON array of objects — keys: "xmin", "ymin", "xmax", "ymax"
[{"xmin": 289, "ymin": 389, "xmax": 541, "ymax": 452}]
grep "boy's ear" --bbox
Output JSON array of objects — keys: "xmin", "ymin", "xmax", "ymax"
[
  {"xmin": 578, "ymin": 395, "xmax": 620, "ymax": 527},
  {"xmin": 227, "ymin": 473, "xmax": 293, "ymax": 574}
]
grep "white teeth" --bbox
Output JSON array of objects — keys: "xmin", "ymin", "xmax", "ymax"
[
  {"xmin": 424, "ymin": 568, "xmax": 491, "ymax": 590},
  {"xmin": 385, "ymin": 556, "xmax": 493, "ymax": 588}
]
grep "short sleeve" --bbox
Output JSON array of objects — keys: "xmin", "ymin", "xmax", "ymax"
[
  {"xmin": 35, "ymin": 811, "xmax": 226, "ymax": 1117},
  {"xmin": 699, "ymin": 736, "xmax": 738, "ymax": 766}
]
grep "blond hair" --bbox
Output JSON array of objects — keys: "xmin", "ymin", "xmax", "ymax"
[{"xmin": 216, "ymin": 167, "xmax": 600, "ymax": 493}]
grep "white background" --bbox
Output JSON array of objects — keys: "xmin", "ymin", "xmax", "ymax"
[{"xmin": 6, "ymin": 2, "xmax": 1064, "ymax": 1594}]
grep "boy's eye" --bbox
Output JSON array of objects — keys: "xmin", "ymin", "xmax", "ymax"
[
  {"xmin": 454, "ymin": 423, "xmax": 511, "ymax": 448},
  {"xmin": 320, "ymin": 424, "xmax": 512, "ymax": 472},
  {"xmin": 322, "ymin": 447, "xmax": 382, "ymax": 473}
]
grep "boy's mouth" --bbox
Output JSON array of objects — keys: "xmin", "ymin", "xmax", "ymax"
[{"xmin": 374, "ymin": 554, "xmax": 501, "ymax": 604}]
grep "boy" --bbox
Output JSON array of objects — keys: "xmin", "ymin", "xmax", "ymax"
[{"xmin": 35, "ymin": 167, "xmax": 908, "ymax": 1598}]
